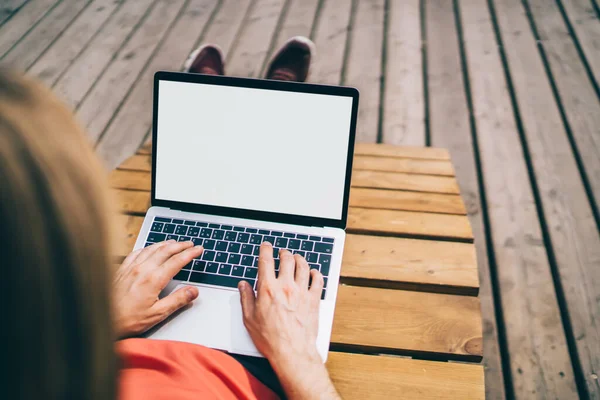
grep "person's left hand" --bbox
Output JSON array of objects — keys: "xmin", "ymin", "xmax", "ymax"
[{"xmin": 112, "ymin": 240, "xmax": 203, "ymax": 338}]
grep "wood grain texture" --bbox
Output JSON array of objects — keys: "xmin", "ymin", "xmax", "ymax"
[
  {"xmin": 310, "ymin": 0, "xmax": 352, "ymax": 85},
  {"xmin": 382, "ymin": 0, "xmax": 425, "ymax": 146},
  {"xmin": 343, "ymin": 234, "xmax": 478, "ymax": 294},
  {"xmin": 347, "ymin": 207, "xmax": 473, "ymax": 241},
  {"xmin": 351, "ymin": 170, "xmax": 460, "ymax": 194},
  {"xmin": 528, "ymin": 0, "xmax": 600, "ymax": 215},
  {"xmin": 77, "ymin": 0, "xmax": 186, "ymax": 143},
  {"xmin": 354, "ymin": 142, "xmax": 450, "ymax": 160},
  {"xmin": 327, "ymin": 352, "xmax": 484, "ymax": 400},
  {"xmin": 1, "ymin": 0, "xmax": 89, "ymax": 71},
  {"xmin": 354, "ymin": 155, "xmax": 455, "ymax": 176},
  {"xmin": 349, "ymin": 187, "xmax": 466, "ymax": 215},
  {"xmin": 201, "ymin": 0, "xmax": 252, "ymax": 54},
  {"xmin": 226, "ymin": 0, "xmax": 286, "ymax": 78},
  {"xmin": 52, "ymin": 0, "xmax": 154, "ymax": 108},
  {"xmin": 495, "ymin": 0, "xmax": 600, "ymax": 396},
  {"xmin": 29, "ymin": 0, "xmax": 120, "ymax": 86},
  {"xmin": 343, "ymin": 0, "xmax": 385, "ymax": 143},
  {"xmin": 95, "ymin": 0, "xmax": 219, "ymax": 169},
  {"xmin": 427, "ymin": 1, "xmax": 505, "ymax": 398},
  {"xmin": 332, "ymin": 285, "xmax": 482, "ymax": 361},
  {"xmin": 0, "ymin": 0, "xmax": 58, "ymax": 57},
  {"xmin": 0, "ymin": 0, "xmax": 30, "ymax": 28}
]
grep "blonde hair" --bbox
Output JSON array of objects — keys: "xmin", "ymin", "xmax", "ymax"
[{"xmin": 0, "ymin": 70, "xmax": 117, "ymax": 399}]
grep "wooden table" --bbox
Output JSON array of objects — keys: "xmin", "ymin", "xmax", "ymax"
[{"xmin": 110, "ymin": 142, "xmax": 484, "ymax": 399}]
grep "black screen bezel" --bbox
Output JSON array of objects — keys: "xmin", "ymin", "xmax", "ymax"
[{"xmin": 152, "ymin": 71, "xmax": 359, "ymax": 229}]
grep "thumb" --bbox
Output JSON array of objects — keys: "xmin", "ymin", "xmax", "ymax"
[
  {"xmin": 152, "ymin": 286, "xmax": 199, "ymax": 320},
  {"xmin": 238, "ymin": 281, "xmax": 256, "ymax": 321}
]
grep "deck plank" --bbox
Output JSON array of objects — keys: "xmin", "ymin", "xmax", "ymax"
[
  {"xmin": 0, "ymin": 0, "xmax": 58, "ymax": 58},
  {"xmin": 382, "ymin": 0, "xmax": 425, "ymax": 146},
  {"xmin": 310, "ymin": 0, "xmax": 353, "ymax": 85},
  {"xmin": 0, "ymin": 0, "xmax": 32, "ymax": 28},
  {"xmin": 1, "ymin": 0, "xmax": 89, "ymax": 71},
  {"xmin": 95, "ymin": 0, "xmax": 219, "ymax": 169},
  {"xmin": 494, "ymin": 0, "xmax": 600, "ymax": 396},
  {"xmin": 354, "ymin": 142, "xmax": 450, "ymax": 160},
  {"xmin": 426, "ymin": 1, "xmax": 505, "ymax": 398},
  {"xmin": 344, "ymin": 0, "xmax": 385, "ymax": 143},
  {"xmin": 29, "ymin": 0, "xmax": 121, "ymax": 86},
  {"xmin": 52, "ymin": 0, "xmax": 155, "ymax": 108},
  {"xmin": 201, "ymin": 0, "xmax": 252, "ymax": 55},
  {"xmin": 327, "ymin": 352, "xmax": 484, "ymax": 400},
  {"xmin": 226, "ymin": 0, "xmax": 287, "ymax": 78},
  {"xmin": 332, "ymin": 285, "xmax": 482, "ymax": 361},
  {"xmin": 349, "ymin": 188, "xmax": 466, "ymax": 215},
  {"xmin": 527, "ymin": 0, "xmax": 600, "ymax": 216}
]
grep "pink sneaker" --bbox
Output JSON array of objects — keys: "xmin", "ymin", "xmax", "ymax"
[
  {"xmin": 183, "ymin": 44, "xmax": 225, "ymax": 75},
  {"xmin": 264, "ymin": 36, "xmax": 315, "ymax": 82}
]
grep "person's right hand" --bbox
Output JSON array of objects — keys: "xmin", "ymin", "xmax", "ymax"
[{"xmin": 238, "ymin": 242, "xmax": 340, "ymax": 399}]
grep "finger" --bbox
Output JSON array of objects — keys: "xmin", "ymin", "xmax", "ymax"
[
  {"xmin": 238, "ymin": 281, "xmax": 256, "ymax": 324},
  {"xmin": 257, "ymin": 242, "xmax": 275, "ymax": 286},
  {"xmin": 134, "ymin": 239, "xmax": 174, "ymax": 265},
  {"xmin": 157, "ymin": 245, "xmax": 204, "ymax": 286},
  {"xmin": 151, "ymin": 286, "xmax": 199, "ymax": 321},
  {"xmin": 146, "ymin": 240, "xmax": 196, "ymax": 267},
  {"xmin": 278, "ymin": 250, "xmax": 295, "ymax": 282},
  {"xmin": 119, "ymin": 248, "xmax": 144, "ymax": 269},
  {"xmin": 294, "ymin": 254, "xmax": 310, "ymax": 289},
  {"xmin": 309, "ymin": 269, "xmax": 324, "ymax": 300}
]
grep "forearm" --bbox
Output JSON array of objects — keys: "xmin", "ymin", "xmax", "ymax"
[{"xmin": 270, "ymin": 354, "xmax": 341, "ymax": 400}]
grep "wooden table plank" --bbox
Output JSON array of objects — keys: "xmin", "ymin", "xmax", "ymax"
[
  {"xmin": 382, "ymin": 0, "xmax": 425, "ymax": 146},
  {"xmin": 95, "ymin": 0, "xmax": 219, "ymax": 169},
  {"xmin": 354, "ymin": 142, "xmax": 450, "ymax": 160},
  {"xmin": 351, "ymin": 170, "xmax": 460, "ymax": 194},
  {"xmin": 494, "ymin": 0, "xmax": 600, "ymax": 397},
  {"xmin": 343, "ymin": 0, "xmax": 385, "ymax": 143},
  {"xmin": 226, "ymin": 0, "xmax": 286, "ymax": 78},
  {"xmin": 52, "ymin": 0, "xmax": 155, "ymax": 108},
  {"xmin": 327, "ymin": 352, "xmax": 484, "ymax": 400},
  {"xmin": 427, "ymin": 2, "xmax": 505, "ymax": 398},
  {"xmin": 353, "ymin": 155, "xmax": 455, "ymax": 176},
  {"xmin": 0, "ymin": 0, "xmax": 58, "ymax": 58},
  {"xmin": 343, "ymin": 234, "xmax": 478, "ymax": 295},
  {"xmin": 1, "ymin": 0, "xmax": 89, "ymax": 71},
  {"xmin": 310, "ymin": 0, "xmax": 352, "ymax": 85},
  {"xmin": 29, "ymin": 0, "xmax": 121, "ymax": 86},
  {"xmin": 77, "ymin": 0, "xmax": 186, "ymax": 143},
  {"xmin": 331, "ymin": 285, "xmax": 482, "ymax": 361},
  {"xmin": 0, "ymin": 0, "xmax": 30, "ymax": 28},
  {"xmin": 350, "ymin": 188, "xmax": 466, "ymax": 215}
]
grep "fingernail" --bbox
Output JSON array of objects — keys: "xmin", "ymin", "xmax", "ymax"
[
  {"xmin": 186, "ymin": 287, "xmax": 198, "ymax": 301},
  {"xmin": 195, "ymin": 245, "xmax": 203, "ymax": 249},
  {"xmin": 263, "ymin": 241, "xmax": 272, "ymax": 247},
  {"xmin": 168, "ymin": 239, "xmax": 176, "ymax": 243}
]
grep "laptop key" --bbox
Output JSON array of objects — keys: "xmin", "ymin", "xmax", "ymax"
[
  {"xmin": 284, "ymin": 232, "xmax": 295, "ymax": 238},
  {"xmin": 253, "ymin": 245, "xmax": 260, "ymax": 256},
  {"xmin": 301, "ymin": 241, "xmax": 314, "ymax": 251},
  {"xmin": 314, "ymin": 242, "xmax": 333, "ymax": 254},
  {"xmin": 232, "ymin": 266, "xmax": 245, "ymax": 277},
  {"xmin": 200, "ymin": 228, "xmax": 212, "ymax": 238},
  {"xmin": 221, "ymin": 225, "xmax": 233, "ymax": 231},
  {"xmin": 212, "ymin": 230, "xmax": 225, "ymax": 240},
  {"xmin": 244, "ymin": 267, "xmax": 258, "ymax": 279},
  {"xmin": 273, "ymin": 247, "xmax": 280, "ymax": 258},
  {"xmin": 264, "ymin": 235, "xmax": 276, "ymax": 245},
  {"xmin": 321, "ymin": 290, "xmax": 326, "ymax": 300},
  {"xmin": 215, "ymin": 252, "xmax": 228, "ymax": 263},
  {"xmin": 228, "ymin": 253, "xmax": 241, "ymax": 264},
  {"xmin": 249, "ymin": 234, "xmax": 262, "ymax": 244},
  {"xmin": 196, "ymin": 222, "xmax": 209, "ymax": 227},
  {"xmin": 309, "ymin": 263, "xmax": 319, "ymax": 270},
  {"xmin": 166, "ymin": 234, "xmax": 178, "ymax": 241},
  {"xmin": 224, "ymin": 231, "xmax": 237, "ymax": 241},
  {"xmin": 172, "ymin": 219, "xmax": 184, "ymax": 224},
  {"xmin": 309, "ymin": 236, "xmax": 321, "ymax": 241},
  {"xmin": 216, "ymin": 241, "xmax": 228, "ymax": 251},
  {"xmin": 296, "ymin": 250, "xmax": 306, "ymax": 258},
  {"xmin": 288, "ymin": 239, "xmax": 301, "ymax": 250},
  {"xmin": 147, "ymin": 232, "xmax": 166, "ymax": 242},
  {"xmin": 173, "ymin": 270, "xmax": 190, "ymax": 281},
  {"xmin": 189, "ymin": 272, "xmax": 254, "ymax": 289},
  {"xmin": 202, "ymin": 250, "xmax": 216, "ymax": 261},
  {"xmin": 218, "ymin": 264, "xmax": 232, "ymax": 275},
  {"xmin": 187, "ymin": 227, "xmax": 200, "ymax": 237},
  {"xmin": 192, "ymin": 238, "xmax": 203, "ymax": 246},
  {"xmin": 144, "ymin": 242, "xmax": 153, "ymax": 247},
  {"xmin": 297, "ymin": 234, "xmax": 308, "ymax": 239},
  {"xmin": 241, "ymin": 256, "xmax": 254, "ymax": 266},
  {"xmin": 245, "ymin": 228, "xmax": 257, "ymax": 233},
  {"xmin": 275, "ymin": 237, "xmax": 288, "ymax": 248},
  {"xmin": 209, "ymin": 223, "xmax": 220, "ymax": 229},
  {"xmin": 175, "ymin": 225, "xmax": 188, "ymax": 235},
  {"xmin": 203, "ymin": 239, "xmax": 215, "ymax": 250},
  {"xmin": 155, "ymin": 217, "xmax": 171, "ymax": 223},
  {"xmin": 178, "ymin": 236, "xmax": 191, "ymax": 242},
  {"xmin": 205, "ymin": 262, "xmax": 219, "ymax": 273},
  {"xmin": 233, "ymin": 226, "xmax": 245, "ymax": 232},
  {"xmin": 228, "ymin": 242, "xmax": 241, "ymax": 253},
  {"xmin": 151, "ymin": 222, "xmax": 164, "ymax": 232},
  {"xmin": 163, "ymin": 223, "xmax": 175, "ymax": 233},
  {"xmin": 306, "ymin": 252, "xmax": 318, "ymax": 263},
  {"xmin": 258, "ymin": 229, "xmax": 270, "ymax": 235},
  {"xmin": 271, "ymin": 231, "xmax": 283, "ymax": 237},
  {"xmin": 323, "ymin": 237, "xmax": 334, "ymax": 243},
  {"xmin": 241, "ymin": 244, "xmax": 254, "ymax": 255},
  {"xmin": 184, "ymin": 220, "xmax": 196, "ymax": 226},
  {"xmin": 237, "ymin": 233, "xmax": 250, "ymax": 243},
  {"xmin": 193, "ymin": 260, "xmax": 206, "ymax": 272},
  {"xmin": 319, "ymin": 254, "xmax": 331, "ymax": 275}
]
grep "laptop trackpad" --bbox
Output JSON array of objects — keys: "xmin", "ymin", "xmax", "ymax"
[{"xmin": 146, "ymin": 284, "xmax": 259, "ymax": 356}]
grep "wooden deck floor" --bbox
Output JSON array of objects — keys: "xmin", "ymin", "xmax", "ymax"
[{"xmin": 1, "ymin": 0, "xmax": 598, "ymax": 398}]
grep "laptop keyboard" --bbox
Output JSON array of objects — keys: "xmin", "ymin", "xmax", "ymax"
[{"xmin": 144, "ymin": 216, "xmax": 334, "ymax": 299}]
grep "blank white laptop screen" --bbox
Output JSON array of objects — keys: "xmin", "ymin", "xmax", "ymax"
[{"xmin": 155, "ymin": 80, "xmax": 354, "ymax": 220}]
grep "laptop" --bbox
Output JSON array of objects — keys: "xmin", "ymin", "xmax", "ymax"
[{"xmin": 134, "ymin": 71, "xmax": 359, "ymax": 362}]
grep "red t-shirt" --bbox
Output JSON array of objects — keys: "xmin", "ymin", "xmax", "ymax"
[{"xmin": 117, "ymin": 339, "xmax": 279, "ymax": 400}]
